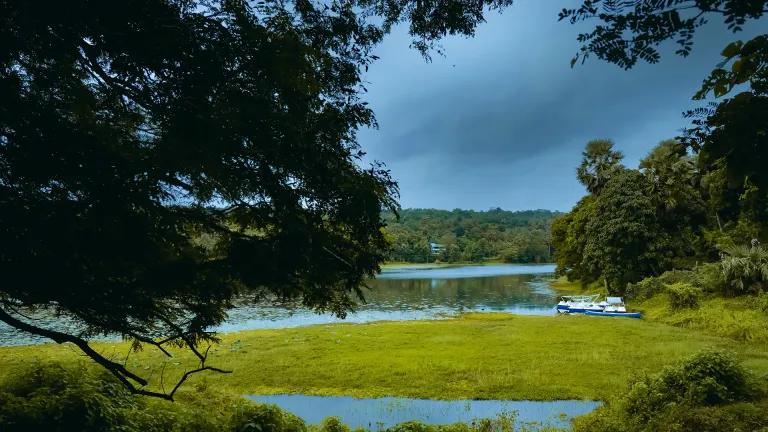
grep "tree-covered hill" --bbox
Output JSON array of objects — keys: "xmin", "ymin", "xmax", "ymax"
[{"xmin": 383, "ymin": 208, "xmax": 559, "ymax": 263}]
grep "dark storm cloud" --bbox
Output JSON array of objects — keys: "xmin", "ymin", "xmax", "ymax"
[{"xmin": 357, "ymin": 1, "xmax": 765, "ymax": 211}]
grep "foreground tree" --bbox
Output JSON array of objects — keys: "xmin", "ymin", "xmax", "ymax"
[
  {"xmin": 0, "ymin": 0, "xmax": 404, "ymax": 399},
  {"xmin": 0, "ymin": 0, "xmax": 525, "ymax": 399}
]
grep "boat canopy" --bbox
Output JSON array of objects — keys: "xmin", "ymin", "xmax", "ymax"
[
  {"xmin": 560, "ymin": 294, "xmax": 600, "ymax": 302},
  {"xmin": 606, "ymin": 297, "xmax": 624, "ymax": 304}
]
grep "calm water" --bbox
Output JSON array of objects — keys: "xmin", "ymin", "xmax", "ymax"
[
  {"xmin": 0, "ymin": 264, "xmax": 557, "ymax": 345},
  {"xmin": 246, "ymin": 394, "xmax": 599, "ymax": 431},
  {"xmin": 216, "ymin": 264, "xmax": 557, "ymax": 332}
]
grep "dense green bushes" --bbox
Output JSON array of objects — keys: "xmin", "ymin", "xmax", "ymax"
[
  {"xmin": 573, "ymin": 350, "xmax": 767, "ymax": 432},
  {"xmin": 626, "ymin": 261, "xmax": 731, "ymax": 302},
  {"xmin": 666, "ymin": 283, "xmax": 700, "ymax": 309},
  {"xmin": 721, "ymin": 244, "xmax": 768, "ymax": 294},
  {"xmin": 0, "ymin": 363, "xmax": 239, "ymax": 432}
]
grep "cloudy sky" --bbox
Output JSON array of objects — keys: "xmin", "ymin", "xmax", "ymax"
[{"xmin": 357, "ymin": 1, "xmax": 763, "ymax": 212}]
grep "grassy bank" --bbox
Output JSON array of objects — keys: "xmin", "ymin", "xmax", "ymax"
[
  {"xmin": 2, "ymin": 313, "xmax": 767, "ymax": 402},
  {"xmin": 634, "ymin": 294, "xmax": 768, "ymax": 344}
]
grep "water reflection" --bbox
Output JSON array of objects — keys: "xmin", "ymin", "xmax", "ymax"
[
  {"xmin": 245, "ymin": 394, "xmax": 599, "ymax": 431},
  {"xmin": 0, "ymin": 264, "xmax": 557, "ymax": 345},
  {"xmin": 216, "ymin": 265, "xmax": 557, "ymax": 332}
]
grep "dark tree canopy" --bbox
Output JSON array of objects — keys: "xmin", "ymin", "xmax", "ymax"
[
  {"xmin": 0, "ymin": 0, "xmax": 404, "ymax": 398},
  {"xmin": 581, "ymin": 169, "xmax": 670, "ymax": 293},
  {"xmin": 559, "ymin": 0, "xmax": 768, "ymax": 69},
  {"xmin": 1, "ymin": 0, "xmax": 526, "ymax": 399}
]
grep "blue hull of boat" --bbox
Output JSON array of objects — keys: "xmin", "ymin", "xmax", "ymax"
[
  {"xmin": 563, "ymin": 308, "xmax": 603, "ymax": 313},
  {"xmin": 585, "ymin": 311, "xmax": 642, "ymax": 319}
]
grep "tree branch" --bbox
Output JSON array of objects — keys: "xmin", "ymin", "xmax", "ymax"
[{"xmin": 0, "ymin": 306, "xmax": 231, "ymax": 401}]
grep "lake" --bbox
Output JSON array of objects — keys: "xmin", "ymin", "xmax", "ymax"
[
  {"xmin": 0, "ymin": 264, "xmax": 558, "ymax": 345},
  {"xmin": 216, "ymin": 264, "xmax": 558, "ymax": 332},
  {"xmin": 246, "ymin": 394, "xmax": 599, "ymax": 431}
]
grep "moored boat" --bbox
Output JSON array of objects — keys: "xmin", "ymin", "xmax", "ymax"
[
  {"xmin": 555, "ymin": 295, "xmax": 642, "ymax": 318},
  {"xmin": 585, "ymin": 310, "xmax": 642, "ymax": 318},
  {"xmin": 555, "ymin": 295, "xmax": 601, "ymax": 314}
]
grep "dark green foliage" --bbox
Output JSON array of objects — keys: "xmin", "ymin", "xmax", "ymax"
[
  {"xmin": 231, "ymin": 404, "xmax": 306, "ymax": 432},
  {"xmin": 576, "ymin": 139, "xmax": 624, "ymax": 195},
  {"xmin": 720, "ymin": 244, "xmax": 768, "ymax": 294},
  {"xmin": 684, "ymin": 36, "xmax": 768, "ymax": 245},
  {"xmin": 695, "ymin": 36, "xmax": 768, "ymax": 99},
  {"xmin": 639, "ymin": 140, "xmax": 708, "ymax": 267},
  {"xmin": 581, "ymin": 169, "xmax": 669, "ymax": 293},
  {"xmin": 627, "ymin": 264, "xmax": 727, "ymax": 301},
  {"xmin": 747, "ymin": 292, "xmax": 768, "ymax": 312},
  {"xmin": 695, "ymin": 262, "xmax": 729, "ymax": 293},
  {"xmin": 554, "ymin": 139, "xmax": 709, "ymax": 292},
  {"xmin": 558, "ymin": 1, "xmax": 768, "ymax": 265},
  {"xmin": 551, "ymin": 197, "xmax": 594, "ymax": 283},
  {"xmin": 0, "ymin": 363, "xmax": 224, "ymax": 432},
  {"xmin": 383, "ymin": 209, "xmax": 558, "ymax": 263},
  {"xmin": 318, "ymin": 417, "xmax": 350, "ymax": 432},
  {"xmin": 0, "ymin": 0, "xmax": 413, "ymax": 395},
  {"xmin": 357, "ymin": 0, "xmax": 514, "ymax": 57},
  {"xmin": 666, "ymin": 283, "xmax": 701, "ymax": 309},
  {"xmin": 625, "ymin": 277, "xmax": 665, "ymax": 301},
  {"xmin": 573, "ymin": 350, "xmax": 766, "ymax": 432},
  {"xmin": 559, "ymin": 1, "xmax": 768, "ymax": 69}
]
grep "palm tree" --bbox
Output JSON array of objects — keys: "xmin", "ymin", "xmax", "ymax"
[
  {"xmin": 576, "ymin": 139, "xmax": 624, "ymax": 195},
  {"xmin": 720, "ymin": 242, "xmax": 768, "ymax": 294}
]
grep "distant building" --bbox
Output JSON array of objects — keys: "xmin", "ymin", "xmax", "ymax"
[{"xmin": 429, "ymin": 242, "xmax": 445, "ymax": 254}]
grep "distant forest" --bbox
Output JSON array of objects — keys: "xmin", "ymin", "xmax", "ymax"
[{"xmin": 383, "ymin": 208, "xmax": 559, "ymax": 263}]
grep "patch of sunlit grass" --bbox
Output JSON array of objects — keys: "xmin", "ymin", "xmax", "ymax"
[{"xmin": 2, "ymin": 313, "xmax": 767, "ymax": 402}]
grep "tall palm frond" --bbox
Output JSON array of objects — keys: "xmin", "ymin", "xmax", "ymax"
[{"xmin": 720, "ymin": 244, "xmax": 768, "ymax": 293}]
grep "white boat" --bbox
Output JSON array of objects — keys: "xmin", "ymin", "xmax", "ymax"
[
  {"xmin": 555, "ymin": 294, "xmax": 601, "ymax": 313},
  {"xmin": 556, "ymin": 295, "xmax": 642, "ymax": 318}
]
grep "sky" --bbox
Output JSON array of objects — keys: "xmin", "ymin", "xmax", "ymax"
[{"xmin": 356, "ymin": 1, "xmax": 763, "ymax": 212}]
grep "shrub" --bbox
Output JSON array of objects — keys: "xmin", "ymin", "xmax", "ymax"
[
  {"xmin": 720, "ymin": 244, "xmax": 768, "ymax": 294},
  {"xmin": 230, "ymin": 404, "xmax": 306, "ymax": 432},
  {"xmin": 625, "ymin": 276, "xmax": 664, "ymax": 300},
  {"xmin": 572, "ymin": 350, "xmax": 764, "ymax": 432},
  {"xmin": 0, "ymin": 362, "xmax": 292, "ymax": 432},
  {"xmin": 748, "ymin": 292, "xmax": 768, "ymax": 312},
  {"xmin": 318, "ymin": 417, "xmax": 350, "ymax": 432},
  {"xmin": 666, "ymin": 282, "xmax": 700, "ymax": 309},
  {"xmin": 0, "ymin": 362, "xmax": 152, "ymax": 432},
  {"xmin": 657, "ymin": 270, "xmax": 695, "ymax": 286},
  {"xmin": 693, "ymin": 262, "xmax": 727, "ymax": 293}
]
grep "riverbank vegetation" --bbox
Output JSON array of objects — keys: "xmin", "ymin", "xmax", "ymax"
[
  {"xmin": 383, "ymin": 209, "xmax": 558, "ymax": 264},
  {"xmin": 572, "ymin": 350, "xmax": 768, "ymax": 432},
  {"xmin": 547, "ymin": 3, "xmax": 768, "ymax": 426}
]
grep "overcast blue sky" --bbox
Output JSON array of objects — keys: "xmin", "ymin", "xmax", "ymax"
[{"xmin": 357, "ymin": 1, "xmax": 763, "ymax": 212}]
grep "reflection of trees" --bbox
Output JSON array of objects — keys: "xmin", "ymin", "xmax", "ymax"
[{"xmin": 364, "ymin": 275, "xmax": 555, "ymax": 310}]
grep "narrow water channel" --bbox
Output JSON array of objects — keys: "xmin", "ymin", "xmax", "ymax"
[{"xmin": 246, "ymin": 394, "xmax": 600, "ymax": 431}]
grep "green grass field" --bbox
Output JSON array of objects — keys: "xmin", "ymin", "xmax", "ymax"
[{"xmin": 2, "ymin": 313, "xmax": 766, "ymax": 402}]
